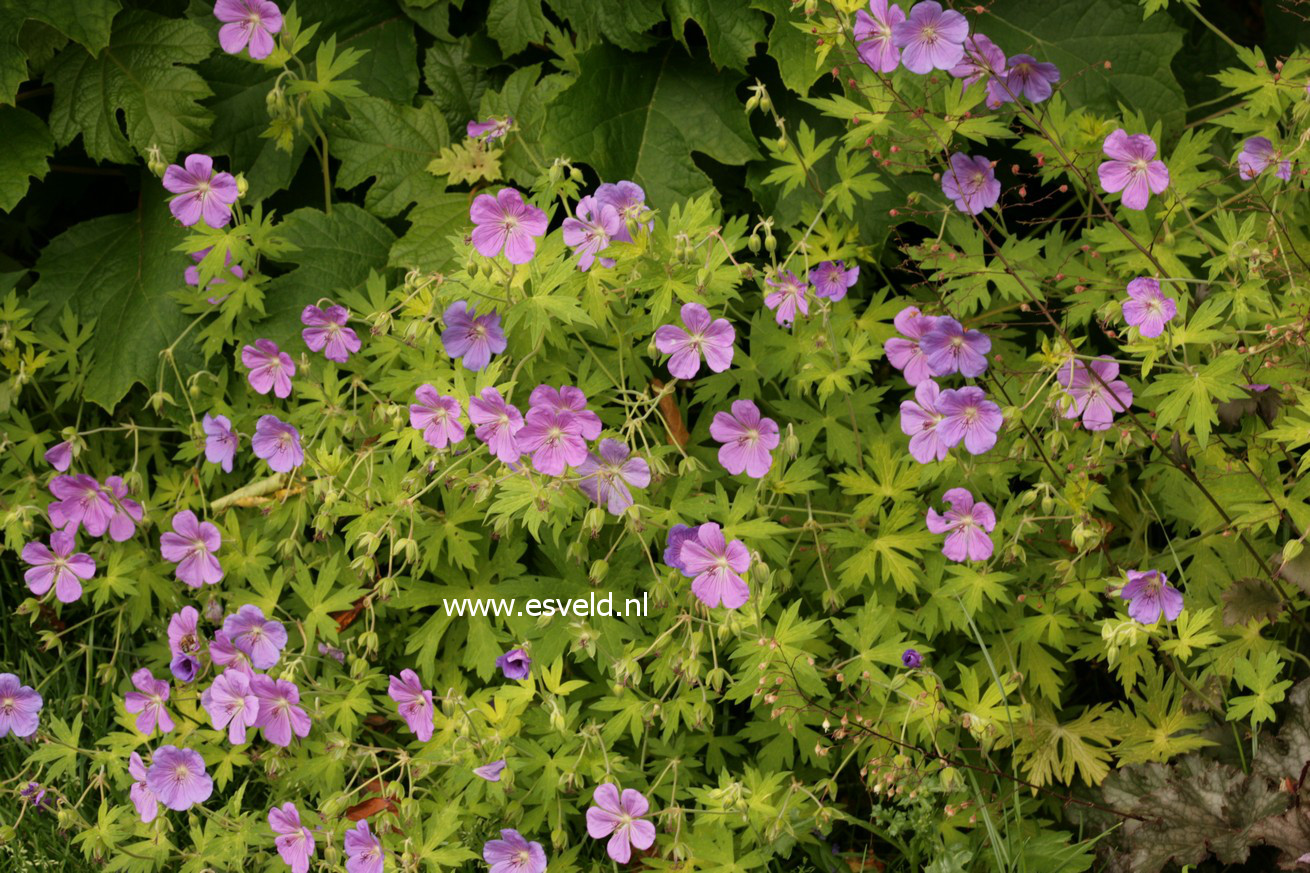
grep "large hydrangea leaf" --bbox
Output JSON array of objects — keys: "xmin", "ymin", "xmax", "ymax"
[
  {"xmin": 332, "ymin": 98, "xmax": 449, "ymax": 217},
  {"xmin": 0, "ymin": 107, "xmax": 53, "ymax": 212},
  {"xmin": 0, "ymin": 0, "xmax": 122, "ymax": 102},
  {"xmin": 486, "ymin": 0, "xmax": 550, "ymax": 57},
  {"xmin": 545, "ymin": 45, "xmax": 758, "ymax": 209},
  {"xmin": 544, "ymin": 0, "xmax": 665, "ymax": 51},
  {"xmin": 47, "ymin": 10, "xmax": 214, "ymax": 163},
  {"xmin": 667, "ymin": 0, "xmax": 766, "ymax": 71}
]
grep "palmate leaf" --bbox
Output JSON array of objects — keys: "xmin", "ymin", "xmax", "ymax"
[
  {"xmin": 0, "ymin": 0, "xmax": 121, "ymax": 103},
  {"xmin": 332, "ymin": 97, "xmax": 449, "ymax": 217},
  {"xmin": 545, "ymin": 45, "xmax": 758, "ymax": 209},
  {"xmin": 0, "ymin": 106, "xmax": 53, "ymax": 212},
  {"xmin": 486, "ymin": 0, "xmax": 550, "ymax": 56},
  {"xmin": 47, "ymin": 10, "xmax": 214, "ymax": 163},
  {"xmin": 544, "ymin": 0, "xmax": 665, "ymax": 51},
  {"xmin": 666, "ymin": 0, "xmax": 766, "ymax": 71}
]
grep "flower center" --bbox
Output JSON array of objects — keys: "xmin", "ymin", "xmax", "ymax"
[
  {"xmin": 277, "ymin": 432, "xmax": 293, "ymax": 449},
  {"xmin": 1132, "ymin": 158, "xmax": 1150, "ymax": 174},
  {"xmin": 1, "ymin": 697, "xmax": 13, "ymax": 714},
  {"xmin": 515, "ymin": 850, "xmax": 532, "ymax": 866},
  {"xmin": 743, "ymin": 428, "xmax": 760, "ymax": 445},
  {"xmin": 921, "ymin": 25, "xmax": 938, "ymax": 43},
  {"xmin": 173, "ymin": 764, "xmax": 190, "ymax": 782}
]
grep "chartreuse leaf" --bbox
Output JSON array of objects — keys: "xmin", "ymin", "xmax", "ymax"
[
  {"xmin": 47, "ymin": 10, "xmax": 213, "ymax": 163},
  {"xmin": 1142, "ymin": 352, "xmax": 1247, "ymax": 448},
  {"xmin": 26, "ymin": 185, "xmax": 192, "ymax": 411},
  {"xmin": 546, "ymin": 45, "xmax": 758, "ymax": 209},
  {"xmin": 0, "ymin": 106, "xmax": 53, "ymax": 212},
  {"xmin": 332, "ymin": 97, "xmax": 449, "ymax": 217}
]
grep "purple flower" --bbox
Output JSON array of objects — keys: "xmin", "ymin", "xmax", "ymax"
[
  {"xmin": 0, "ymin": 673, "xmax": 43, "ymax": 738},
  {"xmin": 810, "ymin": 261, "xmax": 860, "ymax": 301},
  {"xmin": 241, "ymin": 339, "xmax": 295, "ymax": 398},
  {"xmin": 168, "ymin": 606, "xmax": 204, "ymax": 658},
  {"xmin": 468, "ymin": 116, "xmax": 513, "ymax": 141},
  {"xmin": 146, "ymin": 745, "xmax": 213, "ymax": 811},
  {"xmin": 410, "ymin": 386, "xmax": 466, "ymax": 450},
  {"xmin": 301, "ymin": 304, "xmax": 361, "ymax": 363},
  {"xmin": 442, "ymin": 302, "xmax": 507, "ymax": 372},
  {"xmin": 1238, "ymin": 137, "xmax": 1291, "ymax": 181},
  {"xmin": 252, "ymin": 415, "xmax": 303, "ymax": 473},
  {"xmin": 920, "ymin": 316, "xmax": 990, "ymax": 377},
  {"xmin": 128, "ymin": 752, "xmax": 159, "ymax": 822},
  {"xmin": 654, "ymin": 303, "xmax": 735, "ymax": 379},
  {"xmin": 252, "ymin": 675, "xmax": 311, "ymax": 747},
  {"xmin": 1002, "ymin": 55, "xmax": 1060, "ymax": 103},
  {"xmin": 1122, "ymin": 277, "xmax": 1177, "ymax": 338},
  {"xmin": 892, "ymin": 1, "xmax": 969, "ymax": 74},
  {"xmin": 941, "ymin": 153, "xmax": 1000, "ymax": 215},
  {"xmin": 201, "ymin": 669, "xmax": 259, "ymax": 744},
  {"xmin": 899, "ymin": 379, "xmax": 949, "ymax": 464},
  {"xmin": 562, "ymin": 195, "xmax": 623, "ymax": 271},
  {"xmin": 470, "ymin": 188, "xmax": 548, "ymax": 264},
  {"xmin": 185, "ymin": 248, "xmax": 244, "ymax": 303},
  {"xmin": 103, "ymin": 475, "xmax": 144, "ymax": 542},
  {"xmin": 884, "ymin": 306, "xmax": 939, "ymax": 386},
  {"xmin": 269, "ymin": 803, "xmax": 316, "ymax": 873},
  {"xmin": 496, "ymin": 648, "xmax": 531, "ymax": 680},
  {"xmin": 160, "ymin": 510, "xmax": 224, "ymax": 588},
  {"xmin": 529, "ymin": 385, "xmax": 602, "ymax": 439},
  {"xmin": 162, "ymin": 154, "xmax": 239, "ymax": 228},
  {"xmin": 711, "ymin": 400, "xmax": 779, "ymax": 479},
  {"xmin": 48, "ymin": 474, "xmax": 115, "ymax": 538},
  {"xmin": 1058, "ymin": 357, "xmax": 1133, "ymax": 431},
  {"xmin": 937, "ymin": 386, "xmax": 1003, "ymax": 455},
  {"xmin": 22, "ymin": 530, "xmax": 94, "ymax": 603},
  {"xmin": 468, "ymin": 388, "xmax": 524, "ymax": 463},
  {"xmin": 223, "ymin": 605, "xmax": 287, "ymax": 670},
  {"xmin": 901, "ymin": 648, "xmax": 923, "ymax": 668},
  {"xmin": 949, "ymin": 33, "xmax": 1005, "ymax": 93},
  {"xmin": 20, "ymin": 781, "xmax": 49, "ymax": 811},
  {"xmin": 388, "ymin": 669, "xmax": 434, "ymax": 742},
  {"xmin": 318, "ymin": 642, "xmax": 345, "ymax": 664},
  {"xmin": 854, "ymin": 0, "xmax": 906, "ymax": 72},
  {"xmin": 1121, "ymin": 569, "xmax": 1184, "ymax": 624},
  {"xmin": 474, "ymin": 760, "xmax": 507, "ymax": 781},
  {"xmin": 214, "ymin": 0, "xmax": 283, "ymax": 59},
  {"xmin": 210, "ymin": 630, "xmax": 254, "ymax": 674},
  {"xmin": 171, "ymin": 655, "xmax": 200, "ymax": 683},
  {"xmin": 926, "ymin": 488, "xmax": 996, "ymax": 562},
  {"xmin": 345, "ymin": 820, "xmax": 384, "ymax": 873},
  {"xmin": 124, "ymin": 669, "xmax": 175, "ymax": 736},
  {"xmin": 44, "ymin": 440, "xmax": 73, "ymax": 471},
  {"xmin": 664, "ymin": 524, "xmax": 696, "ymax": 575},
  {"xmin": 484, "ymin": 829, "xmax": 547, "ymax": 873},
  {"xmin": 515, "ymin": 409, "xmax": 589, "ymax": 476},
  {"xmin": 586, "ymin": 783, "xmax": 657, "ymax": 863},
  {"xmin": 764, "ymin": 271, "xmax": 810, "ymax": 326},
  {"xmin": 595, "ymin": 181, "xmax": 650, "ymax": 238},
  {"xmin": 679, "ymin": 522, "xmax": 751, "ymax": 609},
  {"xmin": 576, "ymin": 439, "xmax": 651, "ymax": 515},
  {"xmin": 1098, "ymin": 130, "xmax": 1170, "ymax": 211},
  {"xmin": 203, "ymin": 413, "xmax": 239, "ymax": 473}
]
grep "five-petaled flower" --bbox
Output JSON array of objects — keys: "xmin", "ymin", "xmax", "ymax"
[
  {"xmin": 125, "ymin": 668, "xmax": 175, "ymax": 736},
  {"xmin": 470, "ymin": 188, "xmax": 548, "ymax": 264},
  {"xmin": 941, "ymin": 153, "xmax": 1000, "ymax": 215},
  {"xmin": 1120, "ymin": 569, "xmax": 1184, "ymax": 624},
  {"xmin": 301, "ymin": 304, "xmax": 361, "ymax": 363},
  {"xmin": 1238, "ymin": 137, "xmax": 1291, "ymax": 182},
  {"xmin": 937, "ymin": 386, "xmax": 1004, "ymax": 455},
  {"xmin": 129, "ymin": 752, "xmax": 159, "ymax": 822},
  {"xmin": 269, "ymin": 803, "xmax": 316, "ymax": 873},
  {"xmin": 214, "ymin": 0, "xmax": 284, "ymax": 60},
  {"xmin": 892, "ymin": 1, "xmax": 969, "ymax": 74},
  {"xmin": 1058, "ymin": 357, "xmax": 1133, "ymax": 431},
  {"xmin": 163, "ymin": 154, "xmax": 239, "ymax": 228},
  {"xmin": 854, "ymin": 0, "xmax": 906, "ymax": 72},
  {"xmin": 653, "ymin": 303, "xmax": 735, "ymax": 379},
  {"xmin": 920, "ymin": 316, "xmax": 991, "ymax": 378},
  {"xmin": 810, "ymin": 260, "xmax": 860, "ymax": 301},
  {"xmin": 884, "ymin": 307, "xmax": 941, "ymax": 386},
  {"xmin": 586, "ymin": 783, "xmax": 657, "ymax": 863},
  {"xmin": 201, "ymin": 669, "xmax": 260, "ymax": 744},
  {"xmin": 1122, "ymin": 277, "xmax": 1177, "ymax": 338},
  {"xmin": 562, "ymin": 195, "xmax": 622, "ymax": 271},
  {"xmin": 252, "ymin": 415, "xmax": 303, "ymax": 473},
  {"xmin": 223, "ymin": 604, "xmax": 288, "ymax": 670},
  {"xmin": 203, "ymin": 414, "xmax": 239, "ymax": 473},
  {"xmin": 0, "ymin": 673, "xmax": 43, "ymax": 738},
  {"xmin": 410, "ymin": 386, "xmax": 466, "ymax": 450},
  {"xmin": 926, "ymin": 488, "xmax": 996, "ymax": 562},
  {"xmin": 388, "ymin": 669, "xmax": 435, "ymax": 742},
  {"xmin": 711, "ymin": 400, "xmax": 780, "ymax": 479},
  {"xmin": 442, "ymin": 302, "xmax": 507, "ymax": 372},
  {"xmin": 576, "ymin": 439, "xmax": 651, "ymax": 515},
  {"xmin": 252, "ymin": 675, "xmax": 311, "ymax": 747},
  {"xmin": 345, "ymin": 820, "xmax": 384, "ymax": 873},
  {"xmin": 496, "ymin": 648, "xmax": 532, "ymax": 680},
  {"xmin": 22, "ymin": 530, "xmax": 95, "ymax": 603},
  {"xmin": 468, "ymin": 388, "xmax": 525, "ymax": 463},
  {"xmin": 160, "ymin": 510, "xmax": 224, "ymax": 588},
  {"xmin": 1098, "ymin": 130, "xmax": 1170, "ymax": 211},
  {"xmin": 484, "ymin": 828, "xmax": 548, "ymax": 873},
  {"xmin": 1001, "ymin": 54, "xmax": 1060, "ymax": 103},
  {"xmin": 468, "ymin": 116, "xmax": 513, "ymax": 141},
  {"xmin": 242, "ymin": 339, "xmax": 296, "ymax": 398},
  {"xmin": 763, "ymin": 271, "xmax": 810, "ymax": 326},
  {"xmin": 146, "ymin": 745, "xmax": 213, "ymax": 811},
  {"xmin": 679, "ymin": 522, "xmax": 751, "ymax": 609},
  {"xmin": 899, "ymin": 379, "xmax": 949, "ymax": 464}
]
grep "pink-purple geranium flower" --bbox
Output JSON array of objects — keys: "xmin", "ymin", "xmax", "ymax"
[
  {"xmin": 475, "ymin": 760, "xmax": 508, "ymax": 781},
  {"xmin": 899, "ymin": 379, "xmax": 949, "ymax": 464},
  {"xmin": 1238, "ymin": 137, "xmax": 1291, "ymax": 182},
  {"xmin": 442, "ymin": 302, "xmax": 507, "ymax": 371},
  {"xmin": 210, "ymin": 630, "xmax": 253, "ymax": 674},
  {"xmin": 163, "ymin": 154, "xmax": 239, "ymax": 228},
  {"xmin": 496, "ymin": 648, "xmax": 531, "ymax": 680},
  {"xmin": 1001, "ymin": 55, "xmax": 1060, "ymax": 103},
  {"xmin": 484, "ymin": 829, "xmax": 547, "ymax": 873},
  {"xmin": 1120, "ymin": 569, "xmax": 1184, "ymax": 624},
  {"xmin": 44, "ymin": 440, "xmax": 73, "ymax": 471},
  {"xmin": 515, "ymin": 409, "xmax": 589, "ymax": 476},
  {"xmin": 269, "ymin": 803, "xmax": 316, "ymax": 873},
  {"xmin": 529, "ymin": 385, "xmax": 602, "ymax": 439},
  {"xmin": 679, "ymin": 522, "xmax": 751, "ymax": 609},
  {"xmin": 22, "ymin": 530, "xmax": 94, "ymax": 603},
  {"xmin": 468, "ymin": 388, "xmax": 524, "ymax": 463},
  {"xmin": 1058, "ymin": 357, "xmax": 1133, "ymax": 431},
  {"xmin": 853, "ymin": 0, "xmax": 905, "ymax": 73},
  {"xmin": 160, "ymin": 510, "xmax": 224, "ymax": 588},
  {"xmin": 1098, "ymin": 130, "xmax": 1170, "ymax": 211},
  {"xmin": 949, "ymin": 33, "xmax": 1005, "ymax": 95},
  {"xmin": 410, "ymin": 386, "xmax": 466, "ymax": 450},
  {"xmin": 810, "ymin": 261, "xmax": 860, "ymax": 301},
  {"xmin": 201, "ymin": 669, "xmax": 260, "ymax": 744},
  {"xmin": 252, "ymin": 675, "xmax": 311, "ymax": 747},
  {"xmin": 388, "ymin": 669, "xmax": 435, "ymax": 742},
  {"xmin": 241, "ymin": 339, "xmax": 295, "ymax": 398},
  {"xmin": 664, "ymin": 524, "xmax": 696, "ymax": 575},
  {"xmin": 576, "ymin": 439, "xmax": 651, "ymax": 515},
  {"xmin": 925, "ymin": 488, "xmax": 996, "ymax": 562},
  {"xmin": 920, "ymin": 316, "xmax": 990, "ymax": 378},
  {"xmin": 0, "ymin": 673, "xmax": 43, "ymax": 738},
  {"xmin": 223, "ymin": 604, "xmax": 288, "ymax": 670},
  {"xmin": 168, "ymin": 606, "xmax": 204, "ymax": 683},
  {"xmin": 1122, "ymin": 277, "xmax": 1177, "ymax": 338},
  {"xmin": 128, "ymin": 752, "xmax": 159, "ymax": 822},
  {"xmin": 345, "ymin": 820, "xmax": 384, "ymax": 873},
  {"xmin": 146, "ymin": 745, "xmax": 213, "ymax": 811},
  {"xmin": 185, "ymin": 248, "xmax": 244, "ymax": 303},
  {"xmin": 586, "ymin": 783, "xmax": 657, "ymax": 863},
  {"xmin": 653, "ymin": 303, "xmax": 735, "ymax": 379},
  {"xmin": 48, "ymin": 474, "xmax": 115, "ymax": 539},
  {"xmin": 301, "ymin": 304, "xmax": 360, "ymax": 363},
  {"xmin": 595, "ymin": 181, "xmax": 649, "ymax": 237},
  {"xmin": 470, "ymin": 188, "xmax": 548, "ymax": 264},
  {"xmin": 468, "ymin": 116, "xmax": 513, "ymax": 141},
  {"xmin": 937, "ymin": 386, "xmax": 1004, "ymax": 455},
  {"xmin": 124, "ymin": 669, "xmax": 175, "ymax": 736},
  {"xmin": 711, "ymin": 400, "xmax": 779, "ymax": 479},
  {"xmin": 892, "ymin": 1, "xmax": 969, "ymax": 74},
  {"xmin": 941, "ymin": 153, "xmax": 1000, "ymax": 215},
  {"xmin": 252, "ymin": 415, "xmax": 303, "ymax": 473},
  {"xmin": 203, "ymin": 413, "xmax": 239, "ymax": 472},
  {"xmin": 764, "ymin": 271, "xmax": 810, "ymax": 326},
  {"xmin": 214, "ymin": 0, "xmax": 283, "ymax": 59},
  {"xmin": 104, "ymin": 476, "xmax": 144, "ymax": 542},
  {"xmin": 562, "ymin": 195, "xmax": 622, "ymax": 271},
  {"xmin": 884, "ymin": 306, "xmax": 940, "ymax": 386}
]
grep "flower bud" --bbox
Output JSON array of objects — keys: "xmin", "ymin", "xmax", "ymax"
[
  {"xmin": 588, "ymin": 559, "xmax": 609, "ymax": 584},
  {"xmin": 748, "ymin": 233, "xmax": 762, "ymax": 253},
  {"xmin": 764, "ymin": 233, "xmax": 777, "ymax": 253},
  {"xmin": 235, "ymin": 174, "xmax": 249, "ymax": 198},
  {"xmin": 745, "ymin": 94, "xmax": 761, "ymax": 113},
  {"xmin": 145, "ymin": 144, "xmax": 167, "ymax": 178}
]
